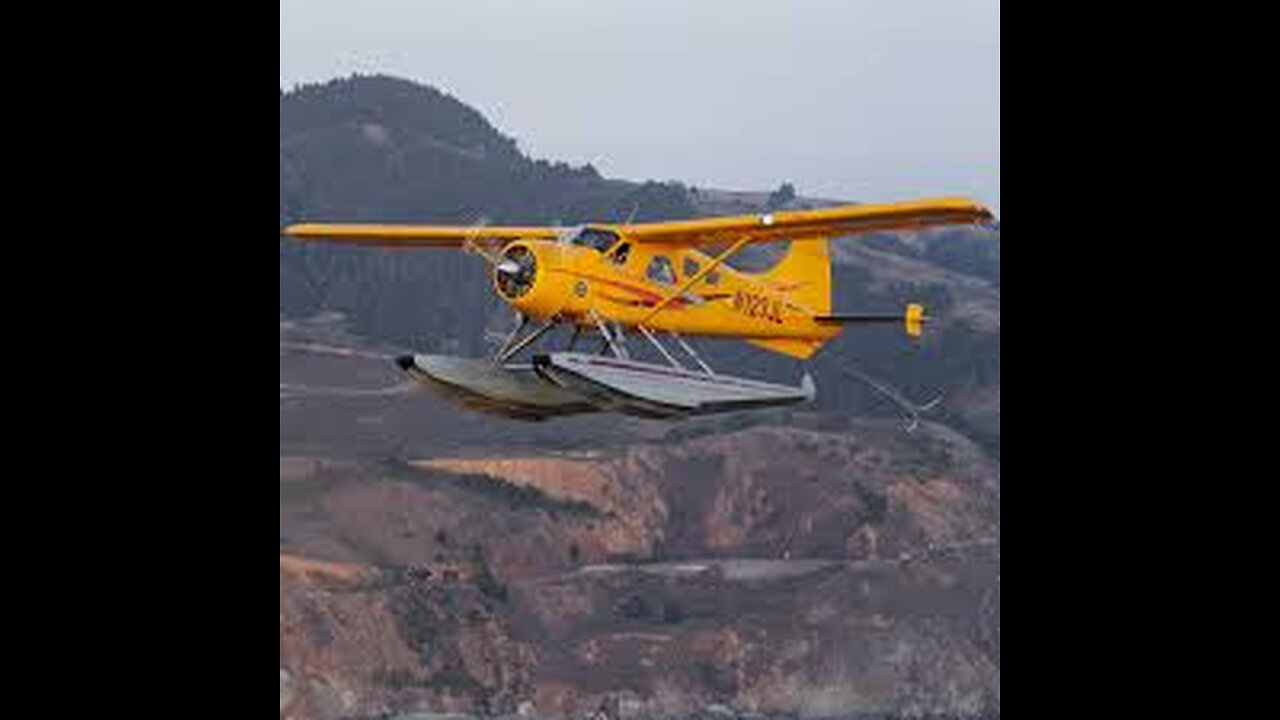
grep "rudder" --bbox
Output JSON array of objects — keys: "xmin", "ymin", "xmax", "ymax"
[
  {"xmin": 757, "ymin": 236, "xmax": 832, "ymax": 315},
  {"xmin": 746, "ymin": 236, "xmax": 834, "ymax": 359}
]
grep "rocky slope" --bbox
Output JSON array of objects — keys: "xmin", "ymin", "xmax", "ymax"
[{"xmin": 280, "ymin": 410, "xmax": 999, "ymax": 718}]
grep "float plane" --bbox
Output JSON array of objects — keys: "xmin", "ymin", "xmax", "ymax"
[{"xmin": 283, "ymin": 197, "xmax": 994, "ymax": 420}]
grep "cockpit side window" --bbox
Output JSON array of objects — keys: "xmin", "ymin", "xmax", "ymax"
[
  {"xmin": 646, "ymin": 256, "xmax": 677, "ymax": 286},
  {"xmin": 572, "ymin": 227, "xmax": 620, "ymax": 253},
  {"xmin": 610, "ymin": 242, "xmax": 631, "ymax": 266}
]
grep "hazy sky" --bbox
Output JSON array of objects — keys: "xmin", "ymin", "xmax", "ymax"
[{"xmin": 280, "ymin": 0, "xmax": 999, "ymax": 213}]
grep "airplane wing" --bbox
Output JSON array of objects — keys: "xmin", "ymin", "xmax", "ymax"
[
  {"xmin": 282, "ymin": 197, "xmax": 993, "ymax": 249},
  {"xmin": 282, "ymin": 223, "xmax": 561, "ymax": 248},
  {"xmin": 621, "ymin": 197, "xmax": 993, "ymax": 246}
]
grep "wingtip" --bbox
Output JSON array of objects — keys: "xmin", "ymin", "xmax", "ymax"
[{"xmin": 281, "ymin": 223, "xmax": 328, "ymax": 240}]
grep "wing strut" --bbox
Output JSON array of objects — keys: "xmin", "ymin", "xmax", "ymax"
[
  {"xmin": 590, "ymin": 309, "xmax": 630, "ymax": 359},
  {"xmin": 637, "ymin": 234, "xmax": 755, "ymax": 326},
  {"xmin": 493, "ymin": 317, "xmax": 558, "ymax": 364},
  {"xmin": 669, "ymin": 331, "xmax": 716, "ymax": 376},
  {"xmin": 637, "ymin": 325, "xmax": 684, "ymax": 369}
]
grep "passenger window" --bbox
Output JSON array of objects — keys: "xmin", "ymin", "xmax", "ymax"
[
  {"xmin": 646, "ymin": 256, "xmax": 677, "ymax": 285},
  {"xmin": 705, "ymin": 270, "xmax": 721, "ymax": 285},
  {"xmin": 683, "ymin": 257, "xmax": 701, "ymax": 278}
]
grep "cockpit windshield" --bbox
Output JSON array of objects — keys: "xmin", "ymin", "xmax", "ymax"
[{"xmin": 567, "ymin": 226, "xmax": 620, "ymax": 253}]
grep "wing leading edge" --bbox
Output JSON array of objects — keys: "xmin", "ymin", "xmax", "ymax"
[
  {"xmin": 620, "ymin": 197, "xmax": 993, "ymax": 247},
  {"xmin": 282, "ymin": 223, "xmax": 561, "ymax": 248},
  {"xmin": 281, "ymin": 197, "xmax": 994, "ymax": 249}
]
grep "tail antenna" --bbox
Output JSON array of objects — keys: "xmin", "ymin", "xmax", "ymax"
[{"xmin": 834, "ymin": 355, "xmax": 943, "ymax": 433}]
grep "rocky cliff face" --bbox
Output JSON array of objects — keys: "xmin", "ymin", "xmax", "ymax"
[{"xmin": 280, "ymin": 423, "xmax": 999, "ymax": 718}]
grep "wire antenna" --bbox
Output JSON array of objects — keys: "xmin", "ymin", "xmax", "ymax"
[{"xmin": 833, "ymin": 354, "xmax": 942, "ymax": 433}]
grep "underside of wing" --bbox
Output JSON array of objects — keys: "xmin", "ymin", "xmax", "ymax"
[
  {"xmin": 282, "ymin": 223, "xmax": 561, "ymax": 248},
  {"xmin": 621, "ymin": 197, "xmax": 994, "ymax": 247}
]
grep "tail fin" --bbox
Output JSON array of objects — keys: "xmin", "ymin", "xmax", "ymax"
[
  {"xmin": 746, "ymin": 237, "xmax": 833, "ymax": 359},
  {"xmin": 757, "ymin": 236, "xmax": 832, "ymax": 315}
]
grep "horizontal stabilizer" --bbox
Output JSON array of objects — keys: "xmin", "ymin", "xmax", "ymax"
[
  {"xmin": 815, "ymin": 303, "xmax": 928, "ymax": 338},
  {"xmin": 814, "ymin": 314, "xmax": 904, "ymax": 323}
]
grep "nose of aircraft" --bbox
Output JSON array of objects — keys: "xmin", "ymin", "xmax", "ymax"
[{"xmin": 494, "ymin": 244, "xmax": 537, "ymax": 300}]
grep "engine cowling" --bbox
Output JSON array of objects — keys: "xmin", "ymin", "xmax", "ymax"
[{"xmin": 493, "ymin": 241, "xmax": 575, "ymax": 320}]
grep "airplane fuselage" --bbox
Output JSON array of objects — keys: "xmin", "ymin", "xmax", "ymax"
[{"xmin": 493, "ymin": 226, "xmax": 841, "ymax": 358}]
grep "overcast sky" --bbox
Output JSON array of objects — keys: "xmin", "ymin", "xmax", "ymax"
[{"xmin": 280, "ymin": 0, "xmax": 999, "ymax": 213}]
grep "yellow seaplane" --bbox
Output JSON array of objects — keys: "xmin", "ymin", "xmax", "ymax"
[{"xmin": 283, "ymin": 197, "xmax": 994, "ymax": 421}]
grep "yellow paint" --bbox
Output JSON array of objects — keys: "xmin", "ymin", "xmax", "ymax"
[
  {"xmin": 635, "ymin": 234, "xmax": 753, "ymax": 327},
  {"xmin": 283, "ymin": 197, "xmax": 994, "ymax": 359},
  {"xmin": 284, "ymin": 223, "xmax": 558, "ymax": 246},
  {"xmin": 494, "ymin": 237, "xmax": 844, "ymax": 357},
  {"xmin": 905, "ymin": 303, "xmax": 926, "ymax": 338}
]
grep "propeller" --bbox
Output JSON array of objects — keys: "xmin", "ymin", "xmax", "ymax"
[
  {"xmin": 461, "ymin": 215, "xmax": 503, "ymax": 266},
  {"xmin": 494, "ymin": 245, "xmax": 537, "ymax": 298}
]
